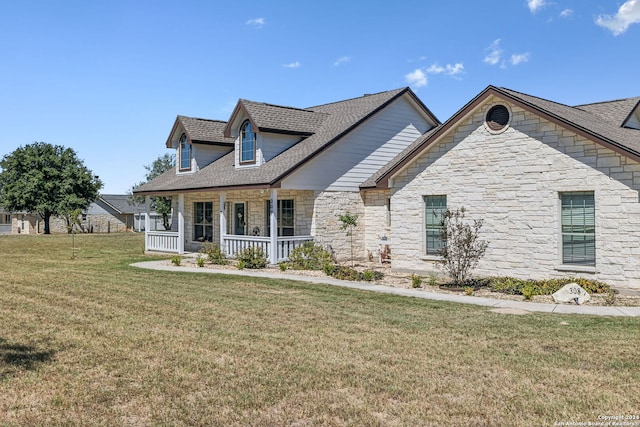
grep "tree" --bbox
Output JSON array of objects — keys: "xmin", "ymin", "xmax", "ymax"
[
  {"xmin": 437, "ymin": 207, "xmax": 489, "ymax": 285},
  {"xmin": 131, "ymin": 153, "xmax": 175, "ymax": 230},
  {"xmin": 338, "ymin": 211, "xmax": 358, "ymax": 266},
  {"xmin": 0, "ymin": 142, "xmax": 103, "ymax": 234}
]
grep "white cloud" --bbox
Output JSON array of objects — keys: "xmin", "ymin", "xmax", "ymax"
[
  {"xmin": 510, "ymin": 53, "xmax": 530, "ymax": 65},
  {"xmin": 427, "ymin": 63, "xmax": 464, "ymax": 76},
  {"xmin": 596, "ymin": 0, "xmax": 640, "ymax": 35},
  {"xmin": 405, "ymin": 69, "xmax": 427, "ymax": 88},
  {"xmin": 246, "ymin": 17, "xmax": 265, "ymax": 28},
  {"xmin": 560, "ymin": 8, "xmax": 573, "ymax": 18},
  {"xmin": 333, "ymin": 56, "xmax": 350, "ymax": 67},
  {"xmin": 283, "ymin": 61, "xmax": 300, "ymax": 69},
  {"xmin": 527, "ymin": 0, "xmax": 546, "ymax": 13},
  {"xmin": 483, "ymin": 39, "xmax": 503, "ymax": 65}
]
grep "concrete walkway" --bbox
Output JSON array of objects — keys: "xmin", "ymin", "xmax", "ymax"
[{"xmin": 131, "ymin": 260, "xmax": 640, "ymax": 317}]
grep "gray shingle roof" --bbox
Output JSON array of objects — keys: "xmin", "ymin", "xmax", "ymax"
[
  {"xmin": 99, "ymin": 194, "xmax": 143, "ymax": 214},
  {"xmin": 574, "ymin": 97, "xmax": 640, "ymax": 128},
  {"xmin": 173, "ymin": 116, "xmax": 235, "ymax": 145},
  {"xmin": 136, "ymin": 88, "xmax": 416, "ymax": 194},
  {"xmin": 239, "ymin": 100, "xmax": 329, "ymax": 135},
  {"xmin": 497, "ymin": 87, "xmax": 640, "ymax": 155},
  {"xmin": 363, "ymin": 85, "xmax": 640, "ymax": 189}
]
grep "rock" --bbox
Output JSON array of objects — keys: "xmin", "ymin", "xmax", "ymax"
[{"xmin": 552, "ymin": 283, "xmax": 591, "ymax": 305}]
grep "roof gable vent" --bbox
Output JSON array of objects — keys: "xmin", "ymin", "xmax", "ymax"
[{"xmin": 486, "ymin": 105, "xmax": 510, "ymax": 131}]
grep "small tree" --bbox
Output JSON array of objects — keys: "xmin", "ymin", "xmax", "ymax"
[
  {"xmin": 65, "ymin": 208, "xmax": 82, "ymax": 259},
  {"xmin": 131, "ymin": 153, "xmax": 175, "ymax": 230},
  {"xmin": 438, "ymin": 207, "xmax": 489, "ymax": 285},
  {"xmin": 338, "ymin": 212, "xmax": 358, "ymax": 266}
]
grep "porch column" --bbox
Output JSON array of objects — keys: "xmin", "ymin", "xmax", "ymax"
[
  {"xmin": 177, "ymin": 193, "xmax": 185, "ymax": 254},
  {"xmin": 219, "ymin": 192, "xmax": 226, "ymax": 250},
  {"xmin": 144, "ymin": 196, "xmax": 151, "ymax": 232},
  {"xmin": 269, "ymin": 189, "xmax": 278, "ymax": 264},
  {"xmin": 144, "ymin": 195, "xmax": 151, "ymax": 252}
]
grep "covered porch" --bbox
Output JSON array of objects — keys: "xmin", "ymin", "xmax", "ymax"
[{"xmin": 143, "ymin": 189, "xmax": 314, "ymax": 264}]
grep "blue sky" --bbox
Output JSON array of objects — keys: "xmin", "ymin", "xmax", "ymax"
[{"xmin": 1, "ymin": 0, "xmax": 638, "ymax": 193}]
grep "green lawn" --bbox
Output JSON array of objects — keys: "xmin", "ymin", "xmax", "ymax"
[{"xmin": 0, "ymin": 234, "xmax": 638, "ymax": 426}]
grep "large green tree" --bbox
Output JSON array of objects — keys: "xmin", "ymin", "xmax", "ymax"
[
  {"xmin": 0, "ymin": 142, "xmax": 103, "ymax": 234},
  {"xmin": 132, "ymin": 153, "xmax": 175, "ymax": 230}
]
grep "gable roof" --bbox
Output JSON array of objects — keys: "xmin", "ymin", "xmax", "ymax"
[
  {"xmin": 136, "ymin": 87, "xmax": 439, "ymax": 195},
  {"xmin": 365, "ymin": 85, "xmax": 640, "ymax": 189},
  {"xmin": 574, "ymin": 97, "xmax": 640, "ymax": 128},
  {"xmin": 98, "ymin": 194, "xmax": 144, "ymax": 214},
  {"xmin": 165, "ymin": 116, "xmax": 235, "ymax": 148},
  {"xmin": 224, "ymin": 100, "xmax": 329, "ymax": 136}
]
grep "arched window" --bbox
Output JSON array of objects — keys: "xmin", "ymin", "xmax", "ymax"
[
  {"xmin": 179, "ymin": 133, "xmax": 191, "ymax": 170},
  {"xmin": 240, "ymin": 120, "xmax": 256, "ymax": 163}
]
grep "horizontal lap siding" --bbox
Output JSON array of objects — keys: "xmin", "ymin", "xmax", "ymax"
[{"xmin": 282, "ymin": 97, "xmax": 432, "ymax": 191}]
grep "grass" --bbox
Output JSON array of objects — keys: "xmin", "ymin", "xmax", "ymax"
[{"xmin": 0, "ymin": 233, "xmax": 639, "ymax": 425}]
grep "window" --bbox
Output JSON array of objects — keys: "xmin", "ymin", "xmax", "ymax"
[
  {"xmin": 179, "ymin": 133, "xmax": 191, "ymax": 170},
  {"xmin": 561, "ymin": 192, "xmax": 595, "ymax": 266},
  {"xmin": 265, "ymin": 199, "xmax": 294, "ymax": 237},
  {"xmin": 194, "ymin": 202, "xmax": 213, "ymax": 242},
  {"xmin": 425, "ymin": 195, "xmax": 447, "ymax": 255},
  {"xmin": 0, "ymin": 214, "xmax": 10, "ymax": 224},
  {"xmin": 240, "ymin": 120, "xmax": 256, "ymax": 163}
]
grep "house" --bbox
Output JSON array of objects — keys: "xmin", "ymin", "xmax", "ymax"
[
  {"xmin": 0, "ymin": 209, "xmax": 40, "ymax": 235},
  {"xmin": 1, "ymin": 195, "xmax": 167, "ymax": 235},
  {"xmin": 365, "ymin": 86, "xmax": 640, "ymax": 291},
  {"xmin": 134, "ymin": 88, "xmax": 440, "ymax": 263}
]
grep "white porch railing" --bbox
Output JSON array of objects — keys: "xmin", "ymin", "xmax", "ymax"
[
  {"xmin": 223, "ymin": 234, "xmax": 313, "ymax": 262},
  {"xmin": 146, "ymin": 231, "xmax": 180, "ymax": 253}
]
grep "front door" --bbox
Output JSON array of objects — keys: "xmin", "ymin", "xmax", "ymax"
[{"xmin": 234, "ymin": 203, "xmax": 246, "ymax": 235}]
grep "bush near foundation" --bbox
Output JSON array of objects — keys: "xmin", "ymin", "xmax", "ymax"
[{"xmin": 441, "ymin": 276, "xmax": 611, "ymax": 298}]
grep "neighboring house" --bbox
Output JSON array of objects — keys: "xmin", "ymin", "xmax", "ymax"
[
  {"xmin": 134, "ymin": 88, "xmax": 440, "ymax": 263},
  {"xmin": 2, "ymin": 195, "xmax": 167, "ymax": 235},
  {"xmin": 365, "ymin": 86, "xmax": 640, "ymax": 290},
  {"xmin": 0, "ymin": 209, "xmax": 39, "ymax": 235}
]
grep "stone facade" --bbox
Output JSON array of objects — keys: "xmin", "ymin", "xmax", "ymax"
[
  {"xmin": 182, "ymin": 190, "xmax": 315, "ymax": 253},
  {"xmin": 391, "ymin": 96, "xmax": 640, "ymax": 290},
  {"xmin": 311, "ymin": 191, "xmax": 365, "ymax": 262}
]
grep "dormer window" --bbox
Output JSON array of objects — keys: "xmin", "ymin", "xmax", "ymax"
[
  {"xmin": 240, "ymin": 120, "xmax": 256, "ymax": 164},
  {"xmin": 179, "ymin": 133, "xmax": 191, "ymax": 171}
]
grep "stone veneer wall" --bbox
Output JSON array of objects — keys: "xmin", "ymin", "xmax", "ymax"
[
  {"xmin": 183, "ymin": 190, "xmax": 315, "ymax": 253},
  {"xmin": 49, "ymin": 215, "xmax": 128, "ymax": 234},
  {"xmin": 391, "ymin": 97, "xmax": 640, "ymax": 290},
  {"xmin": 362, "ymin": 190, "xmax": 391, "ymax": 261},
  {"xmin": 310, "ymin": 191, "xmax": 367, "ymax": 262}
]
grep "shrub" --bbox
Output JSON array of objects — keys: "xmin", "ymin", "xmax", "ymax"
[
  {"xmin": 438, "ymin": 207, "xmax": 489, "ymax": 285},
  {"xmin": 278, "ymin": 262, "xmax": 288, "ymax": 271},
  {"xmin": 200, "ymin": 242, "xmax": 228, "ymax": 265},
  {"xmin": 236, "ymin": 260, "xmax": 246, "ymax": 270},
  {"xmin": 485, "ymin": 276, "xmax": 611, "ymax": 299},
  {"xmin": 196, "ymin": 255, "xmax": 205, "ymax": 267},
  {"xmin": 521, "ymin": 284, "xmax": 536, "ymax": 301},
  {"xmin": 236, "ymin": 246, "xmax": 267, "ymax": 269},
  {"xmin": 323, "ymin": 263, "xmax": 336, "ymax": 276},
  {"xmin": 171, "ymin": 256, "xmax": 181, "ymax": 266},
  {"xmin": 411, "ymin": 274, "xmax": 423, "ymax": 288},
  {"xmin": 427, "ymin": 271, "xmax": 439, "ymax": 287},
  {"xmin": 464, "ymin": 286, "xmax": 474, "ymax": 296},
  {"xmin": 325, "ymin": 265, "xmax": 383, "ymax": 282},
  {"xmin": 288, "ymin": 242, "xmax": 334, "ymax": 270}
]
